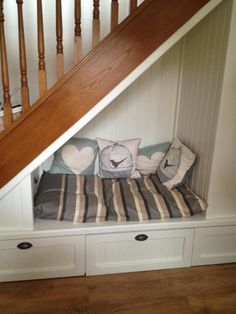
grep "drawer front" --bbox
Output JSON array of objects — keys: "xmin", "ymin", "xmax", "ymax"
[
  {"xmin": 86, "ymin": 229, "xmax": 194, "ymax": 275},
  {"xmin": 192, "ymin": 226, "xmax": 236, "ymax": 266},
  {"xmin": 0, "ymin": 236, "xmax": 85, "ymax": 282}
]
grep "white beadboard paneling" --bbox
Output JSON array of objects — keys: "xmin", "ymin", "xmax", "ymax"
[
  {"xmin": 176, "ymin": 0, "xmax": 232, "ymax": 199},
  {"xmin": 77, "ymin": 42, "xmax": 182, "ymax": 146},
  {"xmin": 0, "ymin": 175, "xmax": 33, "ymax": 230},
  {"xmin": 207, "ymin": 0, "xmax": 236, "ymax": 218},
  {"xmin": 0, "ymin": 184, "xmax": 22, "ymax": 230}
]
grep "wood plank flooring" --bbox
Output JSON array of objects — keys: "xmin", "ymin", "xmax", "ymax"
[{"xmin": 0, "ymin": 264, "xmax": 236, "ymax": 314}]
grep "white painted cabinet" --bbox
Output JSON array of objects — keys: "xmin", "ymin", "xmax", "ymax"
[
  {"xmin": 0, "ymin": 236, "xmax": 85, "ymax": 282},
  {"xmin": 192, "ymin": 226, "xmax": 236, "ymax": 266},
  {"xmin": 86, "ymin": 229, "xmax": 194, "ymax": 275},
  {"xmin": 1, "ymin": 223, "xmax": 236, "ymax": 282}
]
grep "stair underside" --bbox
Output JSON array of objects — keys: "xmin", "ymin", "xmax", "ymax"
[{"xmin": 0, "ymin": 0, "xmax": 212, "ymax": 190}]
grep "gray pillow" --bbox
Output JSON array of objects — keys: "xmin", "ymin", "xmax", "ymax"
[
  {"xmin": 50, "ymin": 138, "xmax": 98, "ymax": 175},
  {"xmin": 137, "ymin": 142, "xmax": 171, "ymax": 175},
  {"xmin": 96, "ymin": 138, "xmax": 141, "ymax": 178},
  {"xmin": 157, "ymin": 137, "xmax": 195, "ymax": 189}
]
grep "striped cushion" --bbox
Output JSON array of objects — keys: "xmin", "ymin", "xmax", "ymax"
[{"xmin": 34, "ymin": 172, "xmax": 207, "ymax": 223}]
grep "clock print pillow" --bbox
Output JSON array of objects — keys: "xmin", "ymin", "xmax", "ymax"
[
  {"xmin": 157, "ymin": 137, "xmax": 195, "ymax": 189},
  {"xmin": 50, "ymin": 138, "xmax": 98, "ymax": 175},
  {"xmin": 96, "ymin": 138, "xmax": 141, "ymax": 179}
]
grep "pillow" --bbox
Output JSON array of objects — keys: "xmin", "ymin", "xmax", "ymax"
[
  {"xmin": 157, "ymin": 137, "xmax": 195, "ymax": 189},
  {"xmin": 50, "ymin": 138, "xmax": 98, "ymax": 175},
  {"xmin": 137, "ymin": 142, "xmax": 170, "ymax": 175},
  {"xmin": 96, "ymin": 138, "xmax": 141, "ymax": 178}
]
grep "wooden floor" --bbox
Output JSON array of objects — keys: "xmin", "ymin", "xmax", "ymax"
[{"xmin": 0, "ymin": 264, "xmax": 236, "ymax": 314}]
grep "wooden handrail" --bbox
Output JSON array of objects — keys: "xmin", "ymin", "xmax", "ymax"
[
  {"xmin": 130, "ymin": 0, "xmax": 138, "ymax": 13},
  {"xmin": 56, "ymin": 0, "xmax": 64, "ymax": 79},
  {"xmin": 74, "ymin": 0, "xmax": 82, "ymax": 63},
  {"xmin": 0, "ymin": 0, "xmax": 210, "ymax": 188},
  {"xmin": 37, "ymin": 0, "xmax": 47, "ymax": 97},
  {"xmin": 16, "ymin": 0, "xmax": 30, "ymax": 112},
  {"xmin": 0, "ymin": 0, "xmax": 12, "ymax": 129},
  {"xmin": 111, "ymin": 0, "xmax": 119, "ymax": 31}
]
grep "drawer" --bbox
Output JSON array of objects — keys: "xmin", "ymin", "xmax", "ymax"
[
  {"xmin": 192, "ymin": 225, "xmax": 236, "ymax": 266},
  {"xmin": 0, "ymin": 236, "xmax": 85, "ymax": 282},
  {"xmin": 86, "ymin": 229, "xmax": 194, "ymax": 275}
]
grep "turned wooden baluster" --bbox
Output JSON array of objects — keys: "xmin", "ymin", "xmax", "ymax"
[
  {"xmin": 56, "ymin": 0, "xmax": 64, "ymax": 79},
  {"xmin": 92, "ymin": 0, "xmax": 100, "ymax": 48},
  {"xmin": 111, "ymin": 0, "xmax": 119, "ymax": 31},
  {"xmin": 74, "ymin": 0, "xmax": 82, "ymax": 64},
  {"xmin": 16, "ymin": 0, "xmax": 30, "ymax": 113},
  {"xmin": 37, "ymin": 0, "xmax": 47, "ymax": 97},
  {"xmin": 0, "ymin": 0, "xmax": 12, "ymax": 129},
  {"xmin": 130, "ymin": 0, "xmax": 137, "ymax": 13}
]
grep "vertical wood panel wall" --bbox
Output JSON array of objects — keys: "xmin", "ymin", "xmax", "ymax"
[
  {"xmin": 78, "ymin": 1, "xmax": 231, "ymax": 202},
  {"xmin": 176, "ymin": 0, "xmax": 232, "ymax": 199},
  {"xmin": 207, "ymin": 0, "xmax": 236, "ymax": 218},
  {"xmin": 77, "ymin": 42, "xmax": 182, "ymax": 147}
]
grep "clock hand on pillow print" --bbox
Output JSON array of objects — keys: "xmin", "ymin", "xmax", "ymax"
[{"xmin": 110, "ymin": 157, "xmax": 128, "ymax": 168}]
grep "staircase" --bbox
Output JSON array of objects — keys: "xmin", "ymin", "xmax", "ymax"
[{"xmin": 0, "ymin": 0, "xmax": 220, "ymax": 193}]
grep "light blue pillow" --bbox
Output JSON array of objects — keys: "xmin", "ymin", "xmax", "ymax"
[
  {"xmin": 136, "ymin": 142, "xmax": 171, "ymax": 175},
  {"xmin": 50, "ymin": 138, "xmax": 98, "ymax": 175}
]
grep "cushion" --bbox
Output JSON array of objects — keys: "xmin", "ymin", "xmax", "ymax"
[
  {"xmin": 34, "ymin": 172, "xmax": 207, "ymax": 223},
  {"xmin": 50, "ymin": 138, "xmax": 98, "ymax": 175},
  {"xmin": 137, "ymin": 142, "xmax": 170, "ymax": 175},
  {"xmin": 96, "ymin": 138, "xmax": 141, "ymax": 178},
  {"xmin": 157, "ymin": 137, "xmax": 195, "ymax": 189}
]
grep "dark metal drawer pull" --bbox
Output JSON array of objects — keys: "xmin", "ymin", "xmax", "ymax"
[
  {"xmin": 135, "ymin": 234, "xmax": 148, "ymax": 241},
  {"xmin": 17, "ymin": 242, "xmax": 33, "ymax": 250}
]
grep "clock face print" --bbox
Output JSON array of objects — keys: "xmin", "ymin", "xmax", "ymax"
[{"xmin": 101, "ymin": 143, "xmax": 133, "ymax": 176}]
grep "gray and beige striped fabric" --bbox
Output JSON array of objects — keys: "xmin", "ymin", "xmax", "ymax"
[{"xmin": 34, "ymin": 172, "xmax": 207, "ymax": 223}]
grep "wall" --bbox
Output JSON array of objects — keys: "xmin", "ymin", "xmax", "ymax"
[
  {"xmin": 207, "ymin": 0, "xmax": 236, "ymax": 218},
  {"xmin": 77, "ymin": 1, "xmax": 231, "ymax": 203},
  {"xmin": 176, "ymin": 0, "xmax": 232, "ymax": 199},
  {"xmin": 0, "ymin": 1, "xmax": 234, "ymax": 228},
  {"xmin": 0, "ymin": 175, "xmax": 33, "ymax": 230},
  {"xmin": 77, "ymin": 41, "xmax": 182, "ymax": 146}
]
